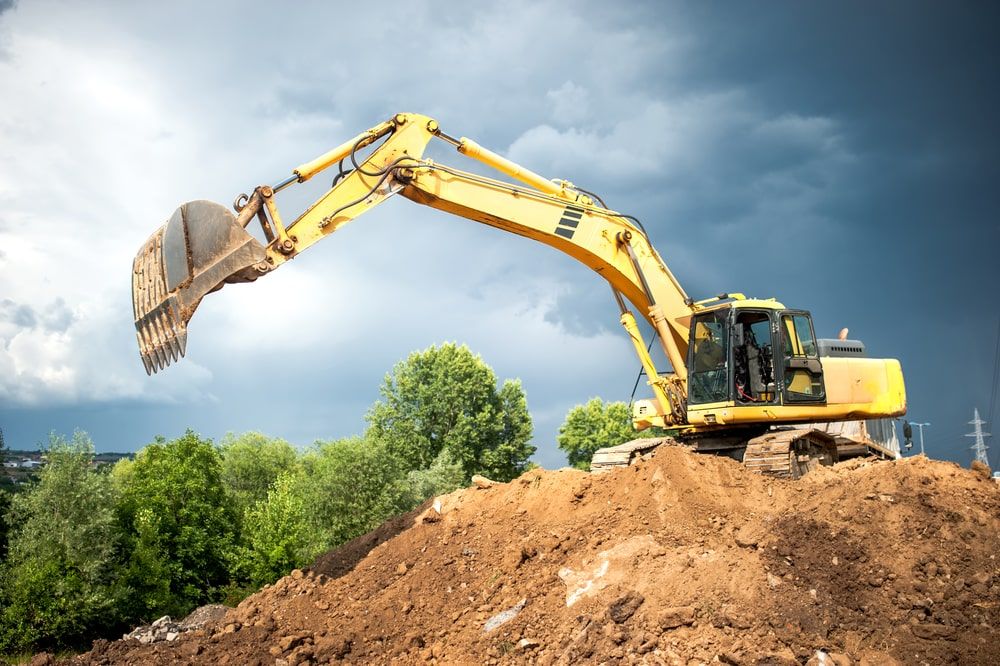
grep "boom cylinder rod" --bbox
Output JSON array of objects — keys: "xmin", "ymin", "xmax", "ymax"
[
  {"xmin": 273, "ymin": 174, "xmax": 298, "ymax": 193},
  {"xmin": 619, "ymin": 309, "xmax": 673, "ymax": 419},
  {"xmin": 457, "ymin": 137, "xmax": 564, "ymax": 197},
  {"xmin": 621, "ymin": 236, "xmax": 688, "ymax": 381},
  {"xmin": 293, "ymin": 120, "xmax": 395, "ymax": 183}
]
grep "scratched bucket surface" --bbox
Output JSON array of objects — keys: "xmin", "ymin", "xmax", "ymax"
[{"xmin": 132, "ymin": 200, "xmax": 266, "ymax": 374}]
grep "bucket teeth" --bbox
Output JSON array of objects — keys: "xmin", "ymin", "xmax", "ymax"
[
  {"xmin": 137, "ymin": 315, "xmax": 188, "ymax": 374},
  {"xmin": 135, "ymin": 300, "xmax": 187, "ymax": 375},
  {"xmin": 132, "ymin": 225, "xmax": 189, "ymax": 375}
]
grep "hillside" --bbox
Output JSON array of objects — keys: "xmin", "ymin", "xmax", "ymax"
[{"xmin": 65, "ymin": 447, "xmax": 999, "ymax": 665}]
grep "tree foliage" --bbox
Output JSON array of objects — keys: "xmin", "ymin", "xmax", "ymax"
[
  {"xmin": 0, "ymin": 343, "xmax": 538, "ymax": 656},
  {"xmin": 113, "ymin": 430, "xmax": 236, "ymax": 619},
  {"xmin": 236, "ymin": 472, "xmax": 315, "ymax": 587},
  {"xmin": 0, "ymin": 432, "xmax": 119, "ymax": 652},
  {"xmin": 403, "ymin": 448, "xmax": 466, "ymax": 505},
  {"xmin": 366, "ymin": 343, "xmax": 535, "ymax": 482},
  {"xmin": 219, "ymin": 432, "xmax": 297, "ymax": 516},
  {"xmin": 0, "ymin": 489, "xmax": 8, "ymax": 562},
  {"xmin": 557, "ymin": 398, "xmax": 643, "ymax": 470},
  {"xmin": 297, "ymin": 437, "xmax": 411, "ymax": 549}
]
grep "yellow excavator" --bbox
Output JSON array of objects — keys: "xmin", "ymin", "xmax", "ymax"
[{"xmin": 131, "ymin": 112, "xmax": 906, "ymax": 478}]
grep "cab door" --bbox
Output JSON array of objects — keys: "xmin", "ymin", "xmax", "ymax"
[{"xmin": 778, "ymin": 311, "xmax": 826, "ymax": 404}]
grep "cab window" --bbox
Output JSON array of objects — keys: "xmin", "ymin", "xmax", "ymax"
[
  {"xmin": 688, "ymin": 311, "xmax": 730, "ymax": 404},
  {"xmin": 733, "ymin": 311, "xmax": 776, "ymax": 403},
  {"xmin": 781, "ymin": 314, "xmax": 823, "ymax": 400}
]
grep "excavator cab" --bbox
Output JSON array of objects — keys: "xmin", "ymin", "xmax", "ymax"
[{"xmin": 686, "ymin": 305, "xmax": 826, "ymax": 409}]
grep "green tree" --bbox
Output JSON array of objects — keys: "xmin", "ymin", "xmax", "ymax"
[
  {"xmin": 237, "ymin": 472, "xmax": 315, "ymax": 587},
  {"xmin": 297, "ymin": 437, "xmax": 411, "ymax": 549},
  {"xmin": 114, "ymin": 430, "xmax": 236, "ymax": 620},
  {"xmin": 0, "ymin": 431, "xmax": 119, "ymax": 653},
  {"xmin": 0, "ymin": 488, "xmax": 8, "ymax": 561},
  {"xmin": 366, "ymin": 343, "xmax": 535, "ymax": 482},
  {"xmin": 403, "ymin": 448, "xmax": 466, "ymax": 505},
  {"xmin": 557, "ymin": 398, "xmax": 647, "ymax": 470},
  {"xmin": 219, "ymin": 432, "xmax": 297, "ymax": 515}
]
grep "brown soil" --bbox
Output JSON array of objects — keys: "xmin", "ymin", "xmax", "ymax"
[{"xmin": 66, "ymin": 449, "xmax": 1000, "ymax": 665}]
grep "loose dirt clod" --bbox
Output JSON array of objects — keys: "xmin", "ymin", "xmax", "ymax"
[{"xmin": 67, "ymin": 448, "xmax": 1000, "ymax": 664}]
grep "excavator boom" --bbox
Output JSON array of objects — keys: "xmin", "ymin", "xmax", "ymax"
[{"xmin": 132, "ymin": 114, "xmax": 694, "ymax": 405}]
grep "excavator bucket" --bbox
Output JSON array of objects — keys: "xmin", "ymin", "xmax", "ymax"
[{"xmin": 132, "ymin": 200, "xmax": 267, "ymax": 374}]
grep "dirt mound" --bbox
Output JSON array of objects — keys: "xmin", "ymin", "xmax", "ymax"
[{"xmin": 69, "ymin": 450, "xmax": 1000, "ymax": 665}]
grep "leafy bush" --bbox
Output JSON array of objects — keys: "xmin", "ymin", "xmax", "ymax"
[
  {"xmin": 0, "ymin": 432, "xmax": 119, "ymax": 652},
  {"xmin": 235, "ymin": 472, "xmax": 315, "ymax": 587},
  {"xmin": 297, "ymin": 437, "xmax": 412, "ymax": 550},
  {"xmin": 403, "ymin": 448, "xmax": 467, "ymax": 505},
  {"xmin": 113, "ymin": 430, "xmax": 236, "ymax": 620},
  {"xmin": 219, "ymin": 432, "xmax": 297, "ymax": 516}
]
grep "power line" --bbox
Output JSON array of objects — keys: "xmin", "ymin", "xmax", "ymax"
[{"xmin": 988, "ymin": 317, "xmax": 1000, "ymax": 436}]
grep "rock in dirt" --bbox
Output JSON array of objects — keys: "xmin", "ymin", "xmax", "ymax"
[
  {"xmin": 971, "ymin": 460, "xmax": 992, "ymax": 480},
  {"xmin": 734, "ymin": 523, "xmax": 765, "ymax": 548},
  {"xmin": 517, "ymin": 637, "xmax": 540, "ymax": 650},
  {"xmin": 806, "ymin": 651, "xmax": 852, "ymax": 666},
  {"xmin": 482, "ymin": 598, "xmax": 527, "ymax": 632},
  {"xmin": 858, "ymin": 650, "xmax": 903, "ymax": 666},
  {"xmin": 658, "ymin": 605, "xmax": 696, "ymax": 629},
  {"xmin": 911, "ymin": 623, "xmax": 959, "ymax": 641},
  {"xmin": 179, "ymin": 604, "xmax": 229, "ymax": 630},
  {"xmin": 471, "ymin": 474, "xmax": 497, "ymax": 488},
  {"xmin": 607, "ymin": 591, "xmax": 644, "ymax": 623}
]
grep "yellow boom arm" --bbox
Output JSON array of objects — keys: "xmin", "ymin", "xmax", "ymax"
[
  {"xmin": 280, "ymin": 113, "xmax": 695, "ymax": 420},
  {"xmin": 132, "ymin": 113, "xmax": 696, "ymax": 421},
  {"xmin": 265, "ymin": 113, "xmax": 694, "ymax": 373}
]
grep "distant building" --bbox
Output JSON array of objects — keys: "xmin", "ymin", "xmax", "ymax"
[{"xmin": 20, "ymin": 460, "xmax": 43, "ymax": 469}]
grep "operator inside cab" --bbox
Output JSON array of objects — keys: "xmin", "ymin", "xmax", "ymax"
[
  {"xmin": 694, "ymin": 330, "xmax": 725, "ymax": 372},
  {"xmin": 689, "ymin": 313, "xmax": 729, "ymax": 403}
]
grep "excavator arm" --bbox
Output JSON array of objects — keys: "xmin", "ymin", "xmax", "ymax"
[{"xmin": 132, "ymin": 113, "xmax": 694, "ymax": 423}]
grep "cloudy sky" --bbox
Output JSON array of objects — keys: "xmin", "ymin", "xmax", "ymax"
[{"xmin": 1, "ymin": 1, "xmax": 997, "ymax": 469}]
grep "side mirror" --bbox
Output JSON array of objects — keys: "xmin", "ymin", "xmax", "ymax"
[{"xmin": 902, "ymin": 421, "xmax": 913, "ymax": 450}]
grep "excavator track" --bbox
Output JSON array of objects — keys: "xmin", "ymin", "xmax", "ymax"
[
  {"xmin": 742, "ymin": 429, "xmax": 838, "ymax": 479},
  {"xmin": 590, "ymin": 428, "xmax": 839, "ymax": 478},
  {"xmin": 590, "ymin": 437, "xmax": 679, "ymax": 474}
]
